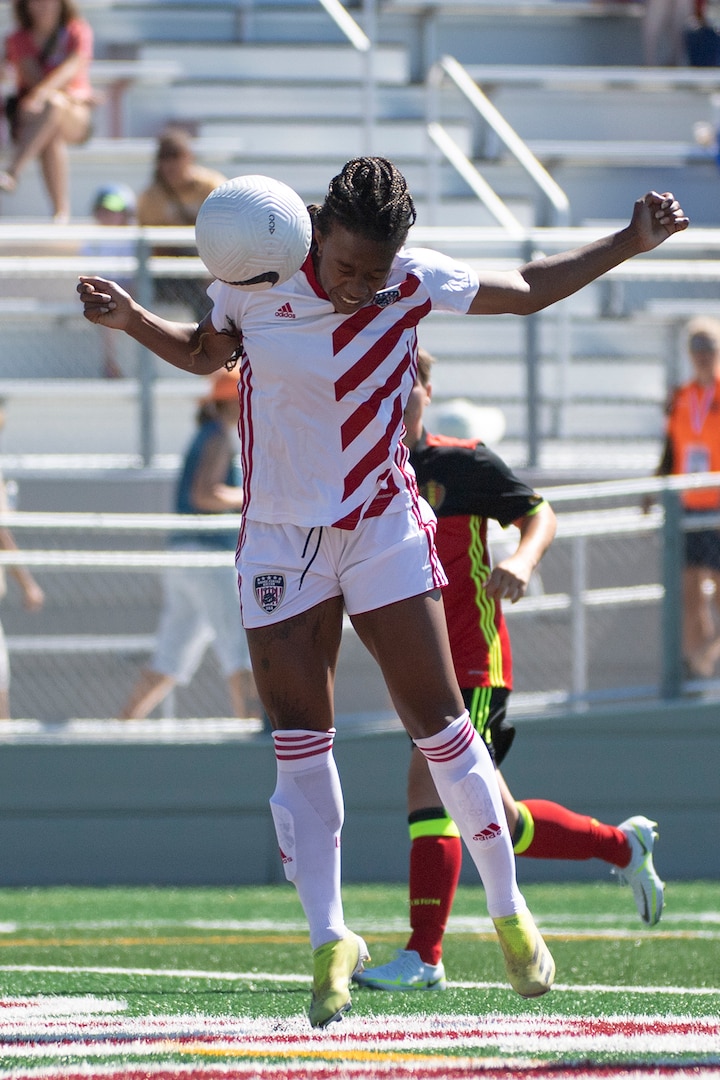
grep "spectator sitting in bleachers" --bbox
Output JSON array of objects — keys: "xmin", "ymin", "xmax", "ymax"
[
  {"xmin": 0, "ymin": 0, "xmax": 96, "ymax": 222},
  {"xmin": 137, "ymin": 126, "xmax": 226, "ymax": 322}
]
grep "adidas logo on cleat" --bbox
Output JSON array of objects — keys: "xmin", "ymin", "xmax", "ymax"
[{"xmin": 275, "ymin": 303, "xmax": 296, "ymax": 319}]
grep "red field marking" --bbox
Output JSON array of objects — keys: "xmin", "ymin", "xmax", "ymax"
[
  {"xmin": 1, "ymin": 1066, "xmax": 719, "ymax": 1080},
  {"xmin": 1, "ymin": 1002, "xmax": 719, "ymax": 1079}
]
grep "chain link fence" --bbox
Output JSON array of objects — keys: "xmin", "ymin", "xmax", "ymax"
[{"xmin": 0, "ymin": 475, "xmax": 716, "ymax": 723}]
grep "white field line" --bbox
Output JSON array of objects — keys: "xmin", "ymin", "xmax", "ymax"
[
  {"xmin": 0, "ymin": 1013, "xmax": 718, "ymax": 1059},
  {"xmin": 0, "ymin": 963, "xmax": 719, "ymax": 997},
  {"xmin": 0, "ymin": 1068, "xmax": 521, "ymax": 1080},
  {"xmin": 1, "ymin": 913, "xmax": 719, "ymax": 936}
]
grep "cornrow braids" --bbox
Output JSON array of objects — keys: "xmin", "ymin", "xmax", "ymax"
[{"xmin": 316, "ymin": 157, "xmax": 416, "ymax": 247}]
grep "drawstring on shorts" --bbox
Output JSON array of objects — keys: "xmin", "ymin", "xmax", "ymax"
[{"xmin": 299, "ymin": 527, "xmax": 323, "ymax": 590}]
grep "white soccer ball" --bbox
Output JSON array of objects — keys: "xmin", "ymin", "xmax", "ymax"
[{"xmin": 195, "ymin": 174, "xmax": 312, "ymax": 290}]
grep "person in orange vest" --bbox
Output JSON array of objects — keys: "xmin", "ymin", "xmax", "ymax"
[{"xmin": 652, "ymin": 317, "xmax": 720, "ymax": 677}]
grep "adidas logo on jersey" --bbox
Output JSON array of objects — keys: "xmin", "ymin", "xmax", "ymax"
[{"xmin": 275, "ymin": 302, "xmax": 296, "ymax": 319}]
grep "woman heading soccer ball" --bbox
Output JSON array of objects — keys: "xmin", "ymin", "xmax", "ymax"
[{"xmin": 77, "ymin": 156, "xmax": 688, "ymax": 1029}]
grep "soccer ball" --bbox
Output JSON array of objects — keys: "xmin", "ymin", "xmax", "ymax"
[{"xmin": 195, "ymin": 174, "xmax": 312, "ymax": 290}]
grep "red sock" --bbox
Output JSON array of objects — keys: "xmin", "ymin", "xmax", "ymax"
[
  {"xmin": 517, "ymin": 799, "xmax": 631, "ymax": 867},
  {"xmin": 405, "ymin": 834, "xmax": 462, "ymax": 965}
]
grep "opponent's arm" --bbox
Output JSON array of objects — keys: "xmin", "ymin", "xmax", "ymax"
[
  {"xmin": 76, "ymin": 276, "xmax": 237, "ymax": 375},
  {"xmin": 190, "ymin": 431, "xmax": 245, "ymax": 513},
  {"xmin": 467, "ymin": 192, "xmax": 688, "ymax": 317},
  {"xmin": 484, "ymin": 501, "xmax": 557, "ymax": 604}
]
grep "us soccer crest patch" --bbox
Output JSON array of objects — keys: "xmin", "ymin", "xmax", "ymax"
[{"xmin": 254, "ymin": 573, "xmax": 286, "ymax": 613}]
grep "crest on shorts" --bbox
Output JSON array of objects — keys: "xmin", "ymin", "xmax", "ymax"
[{"xmin": 254, "ymin": 573, "xmax": 286, "ymax": 613}]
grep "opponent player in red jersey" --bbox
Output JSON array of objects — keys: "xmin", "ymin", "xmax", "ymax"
[
  {"xmin": 354, "ymin": 349, "xmax": 664, "ymax": 994},
  {"xmin": 77, "ymin": 158, "xmax": 687, "ymax": 1028}
]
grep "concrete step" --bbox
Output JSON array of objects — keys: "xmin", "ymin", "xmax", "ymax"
[
  {"xmin": 87, "ymin": 0, "xmax": 361, "ymax": 46},
  {"xmin": 466, "ymin": 155, "xmax": 719, "ymax": 228},
  {"xmin": 138, "ymin": 41, "xmax": 409, "ymax": 83},
  {"xmin": 124, "ymin": 80, "xmax": 466, "ymax": 137},
  {"xmin": 0, "ymin": 143, "xmax": 505, "ymax": 222},
  {"xmin": 194, "ymin": 117, "xmax": 472, "ymax": 161},
  {"xmin": 486, "ymin": 86, "xmax": 709, "ymax": 144}
]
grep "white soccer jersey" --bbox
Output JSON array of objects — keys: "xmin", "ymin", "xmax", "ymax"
[{"xmin": 208, "ymin": 245, "xmax": 479, "ymax": 528}]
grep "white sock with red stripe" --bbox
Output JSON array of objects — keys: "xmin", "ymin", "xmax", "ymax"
[
  {"xmin": 414, "ymin": 712, "xmax": 526, "ymax": 919},
  {"xmin": 269, "ymin": 728, "xmax": 347, "ymax": 949}
]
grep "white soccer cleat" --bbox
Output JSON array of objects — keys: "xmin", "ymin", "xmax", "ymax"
[
  {"xmin": 613, "ymin": 816, "xmax": 665, "ymax": 926},
  {"xmin": 352, "ymin": 948, "xmax": 447, "ymax": 992}
]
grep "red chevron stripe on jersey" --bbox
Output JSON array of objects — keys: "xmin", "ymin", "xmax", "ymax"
[
  {"xmin": 334, "ymin": 299, "xmax": 430, "ymax": 400},
  {"xmin": 331, "ymin": 274, "xmax": 422, "ymax": 355},
  {"xmin": 331, "ymin": 469, "xmax": 401, "ymax": 528},
  {"xmin": 207, "ymin": 247, "xmax": 479, "ymax": 529},
  {"xmin": 342, "ymin": 395, "xmax": 403, "ymax": 501},
  {"xmin": 340, "ymin": 353, "xmax": 409, "ymax": 451}
]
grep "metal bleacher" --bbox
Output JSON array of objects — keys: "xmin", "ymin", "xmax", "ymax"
[{"xmin": 2, "ymin": 0, "xmax": 720, "ymax": 460}]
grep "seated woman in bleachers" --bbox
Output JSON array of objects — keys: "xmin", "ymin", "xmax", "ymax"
[
  {"xmin": 137, "ymin": 127, "xmax": 226, "ymax": 321},
  {"xmin": 1, "ymin": 0, "xmax": 95, "ymax": 222}
]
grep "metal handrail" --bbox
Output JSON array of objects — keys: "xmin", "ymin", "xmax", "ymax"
[
  {"xmin": 315, "ymin": 0, "xmax": 376, "ymax": 154},
  {"xmin": 427, "ymin": 54, "xmax": 571, "ymax": 228},
  {"xmin": 426, "ymin": 123, "xmax": 527, "ymax": 237},
  {"xmin": 317, "ymin": 0, "xmax": 371, "ymax": 50}
]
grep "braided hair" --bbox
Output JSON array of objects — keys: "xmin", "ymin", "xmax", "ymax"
[{"xmin": 313, "ymin": 157, "xmax": 416, "ymax": 247}]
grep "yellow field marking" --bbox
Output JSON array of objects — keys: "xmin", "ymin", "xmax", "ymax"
[
  {"xmin": 0, "ymin": 935, "xmax": 307, "ymax": 949},
  {"xmin": 183, "ymin": 1045, "xmax": 471, "ymax": 1064},
  {"xmin": 0, "ymin": 929, "xmax": 711, "ymax": 950}
]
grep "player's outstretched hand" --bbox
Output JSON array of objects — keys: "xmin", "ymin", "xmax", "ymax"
[
  {"xmin": 77, "ymin": 276, "xmax": 134, "ymax": 330},
  {"xmin": 484, "ymin": 555, "xmax": 532, "ymax": 604},
  {"xmin": 630, "ymin": 192, "xmax": 689, "ymax": 251}
]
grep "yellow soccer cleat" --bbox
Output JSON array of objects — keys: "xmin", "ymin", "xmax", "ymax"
[
  {"xmin": 492, "ymin": 910, "xmax": 555, "ymax": 998},
  {"xmin": 309, "ymin": 933, "xmax": 370, "ymax": 1028}
]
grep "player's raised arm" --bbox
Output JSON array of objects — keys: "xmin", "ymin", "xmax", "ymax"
[
  {"xmin": 76, "ymin": 276, "xmax": 236, "ymax": 376},
  {"xmin": 467, "ymin": 191, "xmax": 689, "ymax": 317}
]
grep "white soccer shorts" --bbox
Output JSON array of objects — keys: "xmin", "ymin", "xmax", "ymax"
[{"xmin": 238, "ymin": 500, "xmax": 447, "ymax": 628}]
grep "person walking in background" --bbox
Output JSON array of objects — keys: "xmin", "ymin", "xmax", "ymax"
[
  {"xmin": 0, "ymin": 402, "xmax": 44, "ymax": 719},
  {"xmin": 648, "ymin": 317, "xmax": 720, "ymax": 679},
  {"xmin": 119, "ymin": 368, "xmax": 259, "ymax": 721},
  {"xmin": 353, "ymin": 348, "xmax": 664, "ymax": 994},
  {"xmin": 1, "ymin": 0, "xmax": 95, "ymax": 222},
  {"xmin": 77, "ymin": 157, "xmax": 688, "ymax": 1028},
  {"xmin": 137, "ymin": 127, "xmax": 226, "ymax": 321},
  {"xmin": 642, "ymin": 0, "xmax": 693, "ymax": 65},
  {"xmin": 685, "ymin": 0, "xmax": 720, "ymax": 66}
]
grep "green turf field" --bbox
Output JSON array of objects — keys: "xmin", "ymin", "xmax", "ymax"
[{"xmin": 0, "ymin": 880, "xmax": 718, "ymax": 1078}]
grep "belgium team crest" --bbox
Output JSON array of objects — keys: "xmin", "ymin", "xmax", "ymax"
[{"xmin": 254, "ymin": 573, "xmax": 286, "ymax": 613}]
